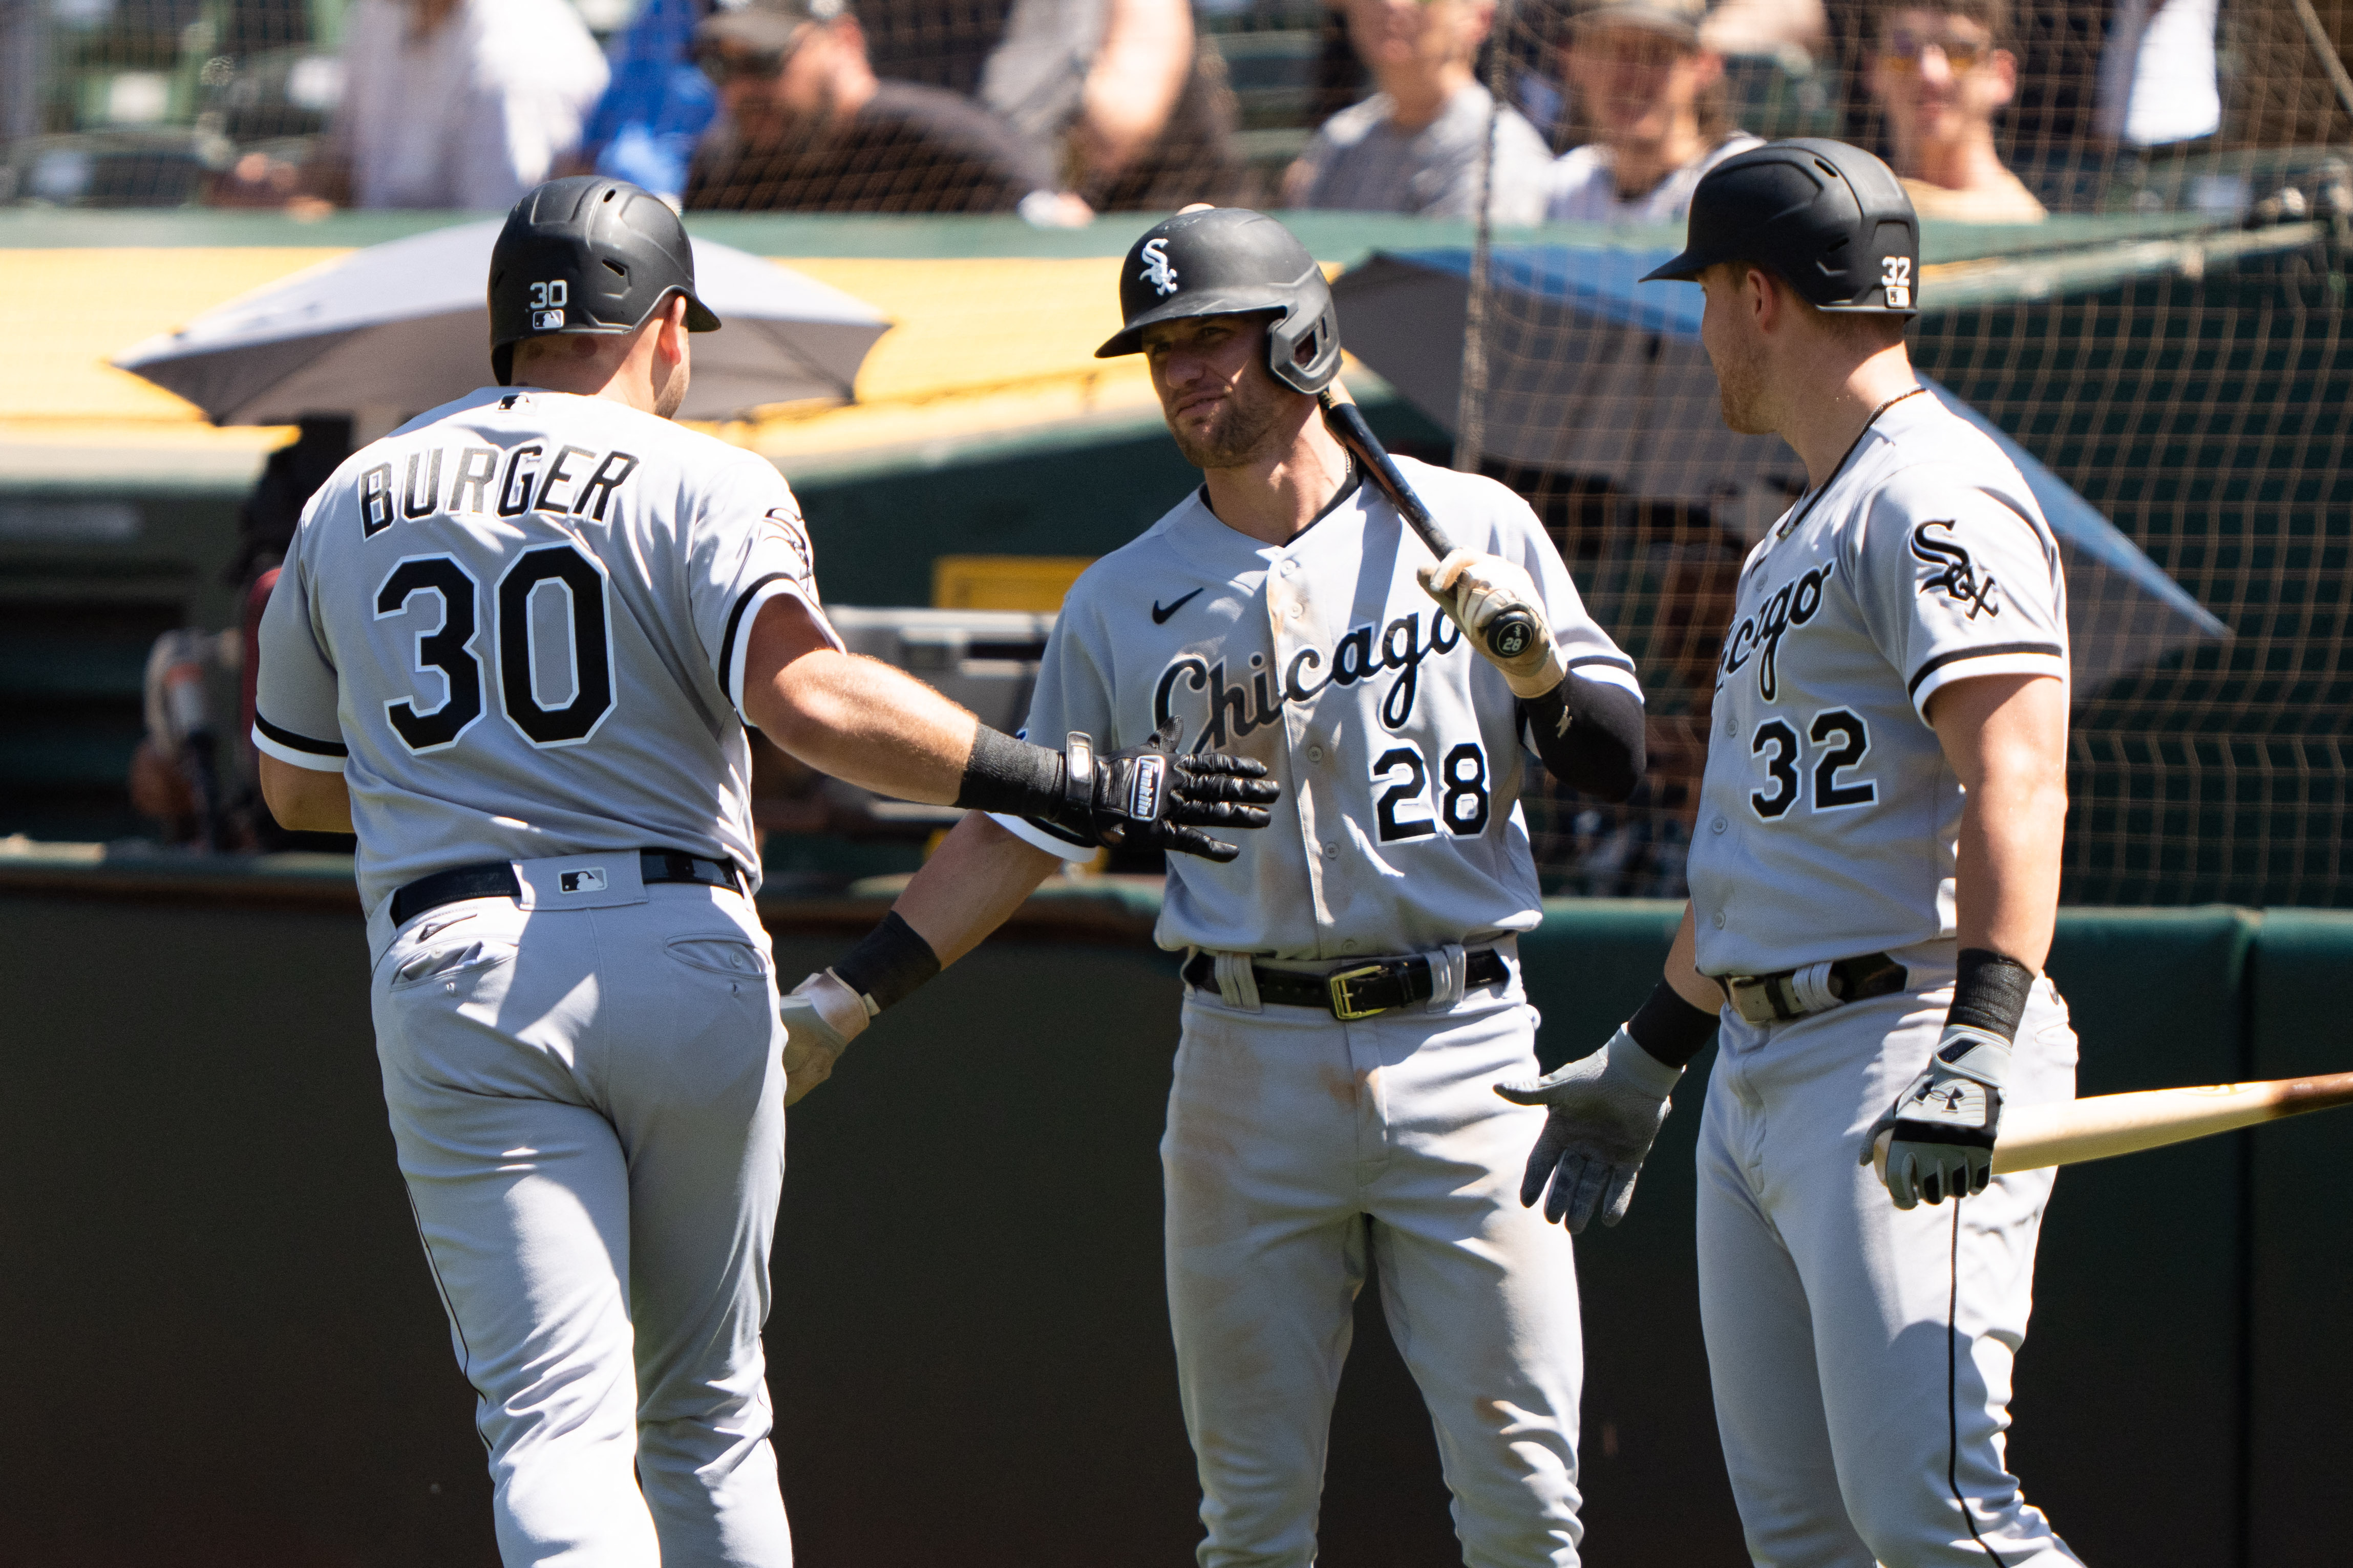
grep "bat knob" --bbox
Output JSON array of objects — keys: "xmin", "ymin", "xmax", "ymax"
[{"xmin": 1486, "ymin": 611, "xmax": 1539, "ymax": 661}]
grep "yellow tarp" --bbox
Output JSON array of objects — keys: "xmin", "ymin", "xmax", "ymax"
[{"xmin": 1, "ymin": 247, "xmax": 1161, "ymax": 464}]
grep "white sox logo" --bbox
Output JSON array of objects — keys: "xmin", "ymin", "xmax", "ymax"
[
  {"xmin": 1139, "ymin": 238, "xmax": 1180, "ymax": 297},
  {"xmin": 1910, "ymin": 522, "xmax": 2000, "ymax": 619}
]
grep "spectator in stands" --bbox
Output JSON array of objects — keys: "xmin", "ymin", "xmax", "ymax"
[
  {"xmin": 684, "ymin": 0, "xmax": 1076, "ymax": 216},
  {"xmin": 572, "ymin": 0, "xmax": 722, "ymax": 203},
  {"xmin": 1549, "ymin": 0, "xmax": 1762, "ymax": 224},
  {"xmin": 296, "ymin": 0, "xmax": 608, "ymax": 210},
  {"xmin": 858, "ymin": 0, "xmax": 1255, "ymax": 211},
  {"xmin": 2095, "ymin": 0, "xmax": 2220, "ymax": 152},
  {"xmin": 1866, "ymin": 0, "xmax": 2046, "ymax": 221},
  {"xmin": 1282, "ymin": 0, "xmax": 1551, "ymax": 224},
  {"xmin": 1700, "ymin": 0, "xmax": 1828, "ymax": 66}
]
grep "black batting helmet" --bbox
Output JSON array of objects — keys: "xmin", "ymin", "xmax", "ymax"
[
  {"xmin": 1095, "ymin": 208, "xmax": 1342, "ymax": 395},
  {"xmin": 1643, "ymin": 139, "xmax": 1921, "ymax": 316},
  {"xmin": 489, "ymin": 176, "xmax": 721, "ymax": 385}
]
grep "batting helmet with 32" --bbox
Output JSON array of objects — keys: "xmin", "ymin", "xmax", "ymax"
[
  {"xmin": 489, "ymin": 177, "xmax": 722, "ymax": 385},
  {"xmin": 1642, "ymin": 138, "xmax": 1921, "ymax": 317},
  {"xmin": 1094, "ymin": 208, "xmax": 1343, "ymax": 395}
]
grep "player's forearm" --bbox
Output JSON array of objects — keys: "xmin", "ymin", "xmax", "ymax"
[
  {"xmin": 890, "ymin": 812, "xmax": 1063, "ymax": 969},
  {"xmin": 1082, "ymin": 0, "xmax": 1192, "ymax": 171},
  {"xmin": 752, "ymin": 649, "xmax": 981, "ymax": 806},
  {"xmin": 1522, "ymin": 675, "xmax": 1644, "ymax": 802},
  {"xmin": 258, "ymin": 754, "xmax": 354, "ymax": 834},
  {"xmin": 1936, "ymin": 675, "xmax": 2068, "ymax": 970}
]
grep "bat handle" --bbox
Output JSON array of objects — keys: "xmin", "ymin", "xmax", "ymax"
[{"xmin": 1483, "ymin": 605, "xmax": 1541, "ymax": 661}]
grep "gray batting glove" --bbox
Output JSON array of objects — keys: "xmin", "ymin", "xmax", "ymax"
[
  {"xmin": 1496, "ymin": 1026, "xmax": 1683, "ymax": 1232},
  {"xmin": 1866, "ymin": 1024, "xmax": 2009, "ymax": 1209},
  {"xmin": 779, "ymin": 970, "xmax": 871, "ymax": 1107}
]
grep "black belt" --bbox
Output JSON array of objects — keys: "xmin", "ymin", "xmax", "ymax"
[
  {"xmin": 389, "ymin": 849, "xmax": 742, "ymax": 928},
  {"xmin": 1721, "ymin": 951, "xmax": 1907, "ymax": 1026},
  {"xmin": 1181, "ymin": 948, "xmax": 1510, "ymax": 1021}
]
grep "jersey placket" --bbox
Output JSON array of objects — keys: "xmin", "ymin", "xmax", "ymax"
[{"xmin": 1263, "ymin": 550, "xmax": 1340, "ymax": 955}]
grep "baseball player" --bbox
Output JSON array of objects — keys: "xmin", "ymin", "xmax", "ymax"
[
  {"xmin": 776, "ymin": 208, "xmax": 1647, "ymax": 1567},
  {"xmin": 250, "ymin": 177, "xmax": 1274, "ymax": 1567},
  {"xmin": 1500, "ymin": 140, "xmax": 2082, "ymax": 1566}
]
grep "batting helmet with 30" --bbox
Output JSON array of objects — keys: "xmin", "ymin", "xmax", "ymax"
[
  {"xmin": 1642, "ymin": 138, "xmax": 1921, "ymax": 317},
  {"xmin": 489, "ymin": 177, "xmax": 721, "ymax": 385},
  {"xmin": 1094, "ymin": 208, "xmax": 1342, "ymax": 395}
]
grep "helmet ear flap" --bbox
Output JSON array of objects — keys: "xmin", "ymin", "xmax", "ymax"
[{"xmin": 1269, "ymin": 298, "xmax": 1342, "ymax": 395}]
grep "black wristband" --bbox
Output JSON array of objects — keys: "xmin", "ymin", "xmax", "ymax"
[
  {"xmin": 952, "ymin": 726, "xmax": 1066, "ymax": 817},
  {"xmin": 1521, "ymin": 675, "xmax": 1645, "ymax": 803},
  {"xmin": 1626, "ymin": 979, "xmax": 1719, "ymax": 1069},
  {"xmin": 1948, "ymin": 948, "xmax": 2036, "ymax": 1042},
  {"xmin": 832, "ymin": 910, "xmax": 941, "ymax": 1015}
]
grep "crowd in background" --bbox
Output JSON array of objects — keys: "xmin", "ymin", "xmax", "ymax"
[{"xmin": 164, "ymin": 0, "xmax": 2292, "ymax": 226}]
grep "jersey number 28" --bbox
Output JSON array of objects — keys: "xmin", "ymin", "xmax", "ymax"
[
  {"xmin": 375, "ymin": 544, "xmax": 615, "ymax": 753},
  {"xmin": 1372, "ymin": 742, "xmax": 1491, "ymax": 843}
]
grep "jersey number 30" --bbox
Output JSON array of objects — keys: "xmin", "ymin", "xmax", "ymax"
[{"xmin": 375, "ymin": 545, "xmax": 615, "ymax": 753}]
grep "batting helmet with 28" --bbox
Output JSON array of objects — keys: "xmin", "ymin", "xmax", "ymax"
[{"xmin": 1095, "ymin": 208, "xmax": 1343, "ymax": 395}]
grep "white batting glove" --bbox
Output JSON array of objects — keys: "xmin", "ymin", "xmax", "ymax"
[
  {"xmin": 1416, "ymin": 549, "xmax": 1563, "ymax": 699},
  {"xmin": 779, "ymin": 970, "xmax": 872, "ymax": 1107}
]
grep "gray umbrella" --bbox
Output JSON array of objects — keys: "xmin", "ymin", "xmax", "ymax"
[
  {"xmin": 112, "ymin": 219, "xmax": 891, "ymax": 427},
  {"xmin": 1335, "ymin": 245, "xmax": 2230, "ymax": 691}
]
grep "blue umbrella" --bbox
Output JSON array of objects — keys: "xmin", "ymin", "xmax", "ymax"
[{"xmin": 1334, "ymin": 246, "xmax": 2229, "ymax": 689}]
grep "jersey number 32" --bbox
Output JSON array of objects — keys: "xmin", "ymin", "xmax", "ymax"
[{"xmin": 374, "ymin": 543, "xmax": 615, "ymax": 753}]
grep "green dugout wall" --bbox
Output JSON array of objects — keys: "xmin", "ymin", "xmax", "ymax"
[{"xmin": 0, "ymin": 876, "xmax": 2344, "ymax": 1567}]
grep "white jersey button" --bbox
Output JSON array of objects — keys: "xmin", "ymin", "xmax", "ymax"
[
  {"xmin": 1308, "ymin": 745, "xmax": 1325, "ymax": 763},
  {"xmin": 1712, "ymin": 817, "xmax": 1727, "ymax": 834},
  {"xmin": 1323, "ymin": 841, "xmax": 1340, "ymax": 859},
  {"xmin": 1712, "ymin": 911, "xmax": 1726, "ymax": 929}
]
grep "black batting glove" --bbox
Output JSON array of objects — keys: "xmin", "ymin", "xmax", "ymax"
[{"xmin": 1045, "ymin": 723, "xmax": 1279, "ymax": 864}]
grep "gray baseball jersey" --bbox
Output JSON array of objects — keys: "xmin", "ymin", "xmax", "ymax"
[
  {"xmin": 253, "ymin": 386, "xmax": 835, "ymax": 923},
  {"xmin": 994, "ymin": 458, "xmax": 1641, "ymax": 959},
  {"xmin": 1686, "ymin": 391, "xmax": 2070, "ymax": 978}
]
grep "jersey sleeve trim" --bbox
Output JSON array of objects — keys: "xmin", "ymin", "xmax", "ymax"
[
  {"xmin": 251, "ymin": 716, "xmax": 349, "ymax": 772},
  {"xmin": 986, "ymin": 810, "xmax": 1099, "ymax": 862},
  {"xmin": 1567, "ymin": 656, "xmax": 1644, "ymax": 700},
  {"xmin": 722, "ymin": 574, "xmax": 841, "ymax": 723},
  {"xmin": 1905, "ymin": 641, "xmax": 2067, "ymax": 715}
]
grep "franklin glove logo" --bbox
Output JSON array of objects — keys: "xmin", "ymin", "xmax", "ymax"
[
  {"xmin": 1139, "ymin": 238, "xmax": 1180, "ymax": 298},
  {"xmin": 1128, "ymin": 755, "xmax": 1166, "ymax": 820}
]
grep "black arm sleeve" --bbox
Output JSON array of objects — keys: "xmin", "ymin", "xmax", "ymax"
[
  {"xmin": 832, "ymin": 911, "xmax": 942, "ymax": 1014},
  {"xmin": 1519, "ymin": 674, "xmax": 1646, "ymax": 802}
]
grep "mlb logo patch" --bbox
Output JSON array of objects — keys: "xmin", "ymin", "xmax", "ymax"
[
  {"xmin": 533, "ymin": 308, "xmax": 566, "ymax": 330},
  {"xmin": 558, "ymin": 867, "xmax": 608, "ymax": 894}
]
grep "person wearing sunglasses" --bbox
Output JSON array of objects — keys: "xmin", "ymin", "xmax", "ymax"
[
  {"xmin": 1864, "ymin": 0, "xmax": 2045, "ymax": 223},
  {"xmin": 682, "ymin": 0, "xmax": 1078, "ymax": 218}
]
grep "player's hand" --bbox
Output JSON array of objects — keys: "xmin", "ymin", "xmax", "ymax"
[
  {"xmin": 1866, "ymin": 1024, "xmax": 2009, "ymax": 1208},
  {"xmin": 1417, "ymin": 550, "xmax": 1563, "ymax": 700},
  {"xmin": 779, "ymin": 970, "xmax": 870, "ymax": 1107},
  {"xmin": 1045, "ymin": 723, "xmax": 1280, "ymax": 864},
  {"xmin": 1495, "ymin": 1027, "xmax": 1683, "ymax": 1232}
]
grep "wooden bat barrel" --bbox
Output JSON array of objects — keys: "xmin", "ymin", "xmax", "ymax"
[{"xmin": 1871, "ymin": 1070, "xmax": 2353, "ymax": 1182}]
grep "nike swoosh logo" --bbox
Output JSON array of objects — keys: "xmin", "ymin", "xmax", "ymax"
[{"xmin": 1151, "ymin": 588, "xmax": 1203, "ymax": 624}]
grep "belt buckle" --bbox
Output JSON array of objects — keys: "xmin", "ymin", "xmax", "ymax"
[
  {"xmin": 1725, "ymin": 975, "xmax": 1780, "ymax": 1026},
  {"xmin": 1326, "ymin": 964, "xmax": 1390, "ymax": 1021}
]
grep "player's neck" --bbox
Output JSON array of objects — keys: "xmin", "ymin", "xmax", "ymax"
[
  {"xmin": 1779, "ymin": 345, "xmax": 1921, "ymax": 490},
  {"xmin": 1200, "ymin": 418, "xmax": 1355, "ymax": 547}
]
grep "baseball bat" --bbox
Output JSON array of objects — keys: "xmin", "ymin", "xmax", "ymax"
[
  {"xmin": 1871, "ymin": 1070, "xmax": 2353, "ymax": 1180},
  {"xmin": 1317, "ymin": 385, "xmax": 1541, "ymax": 662}
]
